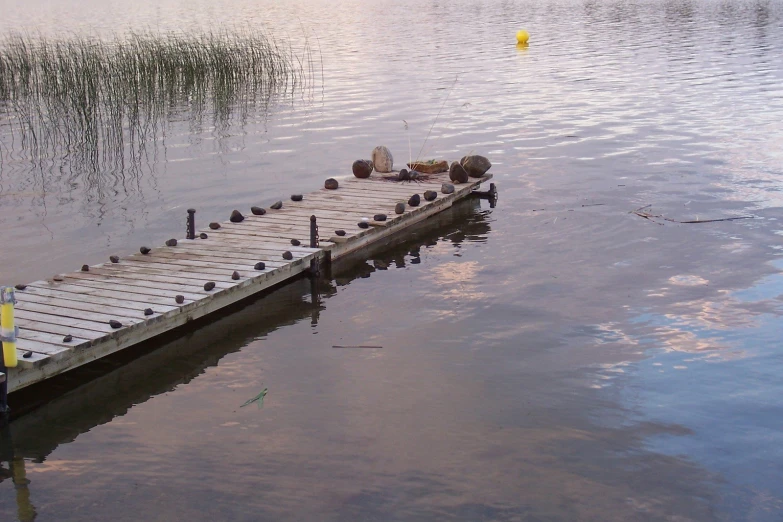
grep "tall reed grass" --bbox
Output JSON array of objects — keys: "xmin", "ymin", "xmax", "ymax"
[{"xmin": 0, "ymin": 30, "xmax": 314, "ymax": 171}]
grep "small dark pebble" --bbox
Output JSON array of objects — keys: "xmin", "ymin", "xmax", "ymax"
[
  {"xmin": 23, "ymin": 351, "xmax": 32, "ymax": 359},
  {"xmin": 209, "ymin": 222, "xmax": 221, "ymax": 230},
  {"xmin": 14, "ymin": 284, "xmax": 27, "ymax": 290},
  {"xmin": 144, "ymin": 308, "xmax": 154, "ymax": 316},
  {"xmin": 232, "ymin": 271, "xmax": 240, "ymax": 280},
  {"xmin": 62, "ymin": 335, "xmax": 73, "ymax": 343},
  {"xmin": 335, "ymin": 230, "xmax": 346, "ymax": 236},
  {"xmin": 395, "ymin": 202, "xmax": 406, "ymax": 214},
  {"xmin": 230, "ymin": 210, "xmax": 244, "ymax": 223},
  {"xmin": 398, "ymin": 169, "xmax": 410, "ymax": 181},
  {"xmin": 175, "ymin": 295, "xmax": 185, "ymax": 304},
  {"xmin": 373, "ymin": 214, "xmax": 387, "ymax": 221},
  {"xmin": 324, "ymin": 178, "xmax": 339, "ymax": 190},
  {"xmin": 165, "ymin": 238, "xmax": 177, "ymax": 247},
  {"xmin": 53, "ymin": 276, "xmax": 63, "ymax": 282},
  {"xmin": 109, "ymin": 319, "xmax": 122, "ymax": 329},
  {"xmin": 424, "ymin": 190, "xmax": 437, "ymax": 201},
  {"xmin": 408, "ymin": 194, "xmax": 421, "ymax": 207},
  {"xmin": 140, "ymin": 246, "xmax": 151, "ymax": 254},
  {"xmin": 109, "ymin": 255, "xmax": 120, "ymax": 263},
  {"xmin": 441, "ymin": 183, "xmax": 455, "ymax": 194},
  {"xmin": 358, "ymin": 221, "xmax": 369, "ymax": 229},
  {"xmin": 282, "ymin": 251, "xmax": 294, "ymax": 260},
  {"xmin": 204, "ymin": 281, "xmax": 216, "ymax": 291},
  {"xmin": 291, "ymin": 239, "xmax": 301, "ymax": 246},
  {"xmin": 254, "ymin": 262, "xmax": 266, "ymax": 270},
  {"xmin": 270, "ymin": 201, "xmax": 283, "ymax": 210},
  {"xmin": 291, "ymin": 194, "xmax": 303, "ymax": 202},
  {"xmin": 81, "ymin": 265, "xmax": 89, "ymax": 272},
  {"xmin": 199, "ymin": 233, "xmax": 208, "ymax": 239},
  {"xmin": 251, "ymin": 206, "xmax": 266, "ymax": 216}
]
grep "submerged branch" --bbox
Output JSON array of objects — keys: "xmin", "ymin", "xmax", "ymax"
[{"xmin": 631, "ymin": 205, "xmax": 754, "ymax": 224}]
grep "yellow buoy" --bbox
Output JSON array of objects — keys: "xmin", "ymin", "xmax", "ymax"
[
  {"xmin": 1, "ymin": 287, "xmax": 18, "ymax": 368},
  {"xmin": 516, "ymin": 30, "xmax": 530, "ymax": 44}
]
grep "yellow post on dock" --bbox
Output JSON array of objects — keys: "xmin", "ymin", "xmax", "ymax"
[{"xmin": 1, "ymin": 287, "xmax": 18, "ymax": 368}]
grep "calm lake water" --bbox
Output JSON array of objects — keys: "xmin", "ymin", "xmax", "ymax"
[{"xmin": 2, "ymin": 0, "xmax": 783, "ymax": 520}]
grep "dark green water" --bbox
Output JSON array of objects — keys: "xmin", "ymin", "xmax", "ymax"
[{"xmin": 1, "ymin": 0, "xmax": 782, "ymax": 520}]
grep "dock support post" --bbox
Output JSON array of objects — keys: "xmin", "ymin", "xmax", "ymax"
[
  {"xmin": 472, "ymin": 183, "xmax": 498, "ymax": 208},
  {"xmin": 309, "ymin": 215, "xmax": 320, "ymax": 277},
  {"xmin": 186, "ymin": 209, "xmax": 196, "ymax": 240},
  {"xmin": 0, "ymin": 361, "xmax": 7, "ymax": 420}
]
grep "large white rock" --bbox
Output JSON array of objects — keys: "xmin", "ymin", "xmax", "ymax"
[{"xmin": 371, "ymin": 146, "xmax": 394, "ymax": 173}]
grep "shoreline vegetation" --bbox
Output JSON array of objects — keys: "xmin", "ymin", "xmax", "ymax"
[{"xmin": 0, "ymin": 30, "xmax": 315, "ymax": 171}]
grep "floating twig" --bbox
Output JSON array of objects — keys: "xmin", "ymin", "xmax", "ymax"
[
  {"xmin": 631, "ymin": 205, "xmax": 753, "ymax": 225},
  {"xmin": 332, "ymin": 345, "xmax": 383, "ymax": 349}
]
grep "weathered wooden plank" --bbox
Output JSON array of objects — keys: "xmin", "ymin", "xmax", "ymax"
[
  {"xmin": 264, "ymin": 207, "xmax": 399, "ymax": 222},
  {"xmin": 199, "ymin": 231, "xmax": 328, "ymax": 250},
  {"xmin": 205, "ymin": 224, "xmax": 309, "ymax": 240},
  {"xmin": 331, "ymin": 175, "xmax": 446, "ymax": 188},
  {"xmin": 16, "ymin": 291, "xmax": 170, "ymax": 319},
  {"xmin": 15, "ymin": 327, "xmax": 91, "ymax": 348},
  {"xmin": 95, "ymin": 260, "xmax": 249, "ymax": 282},
  {"xmin": 272, "ymin": 194, "xmax": 414, "ymax": 209},
  {"xmin": 16, "ymin": 319, "xmax": 119, "ymax": 342},
  {"xmin": 198, "ymin": 227, "xmax": 324, "ymax": 249},
  {"xmin": 107, "ymin": 258, "xmax": 281, "ymax": 277},
  {"xmin": 15, "ymin": 309, "xmax": 118, "ymax": 334},
  {"xmin": 287, "ymin": 199, "xmax": 407, "ymax": 214},
  {"xmin": 340, "ymin": 177, "xmax": 451, "ymax": 190},
  {"xmin": 137, "ymin": 249, "xmax": 309, "ymax": 268},
  {"xmin": 19, "ymin": 310, "xmax": 142, "ymax": 345},
  {"xmin": 10, "ymin": 352, "xmax": 48, "ymax": 368},
  {"xmin": 34, "ymin": 278, "xmax": 205, "ymax": 302},
  {"xmin": 327, "ymin": 184, "xmax": 447, "ymax": 197},
  {"xmin": 248, "ymin": 215, "xmax": 390, "ymax": 233},
  {"xmin": 69, "ymin": 267, "xmax": 237, "ymax": 292},
  {"xmin": 61, "ymin": 271, "xmax": 235, "ymax": 295},
  {"xmin": 195, "ymin": 235, "xmax": 332, "ymax": 255},
  {"xmin": 284, "ymin": 193, "xmax": 411, "ymax": 208},
  {"xmin": 124, "ymin": 253, "xmax": 284, "ymax": 273},
  {"xmin": 15, "ymin": 338, "xmax": 73, "ymax": 356},
  {"xmin": 288, "ymin": 191, "xmax": 412, "ymax": 206},
  {"xmin": 193, "ymin": 235, "xmax": 322, "ymax": 253},
  {"xmin": 16, "ymin": 300, "xmax": 156, "ymax": 325},
  {"xmin": 20, "ymin": 283, "xmax": 193, "ymax": 309},
  {"xmin": 201, "ymin": 228, "xmax": 331, "ymax": 245},
  {"xmin": 243, "ymin": 212, "xmax": 389, "ymax": 229},
  {"xmin": 150, "ymin": 245, "xmax": 298, "ymax": 264}
]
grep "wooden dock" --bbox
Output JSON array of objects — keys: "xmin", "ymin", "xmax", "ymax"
[{"xmin": 3, "ymin": 172, "xmax": 492, "ymax": 392}]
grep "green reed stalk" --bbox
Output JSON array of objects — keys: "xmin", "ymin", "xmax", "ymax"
[{"xmin": 0, "ymin": 29, "xmax": 313, "ymax": 170}]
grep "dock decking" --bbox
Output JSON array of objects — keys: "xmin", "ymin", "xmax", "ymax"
[{"xmin": 4, "ymin": 172, "xmax": 491, "ymax": 392}]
